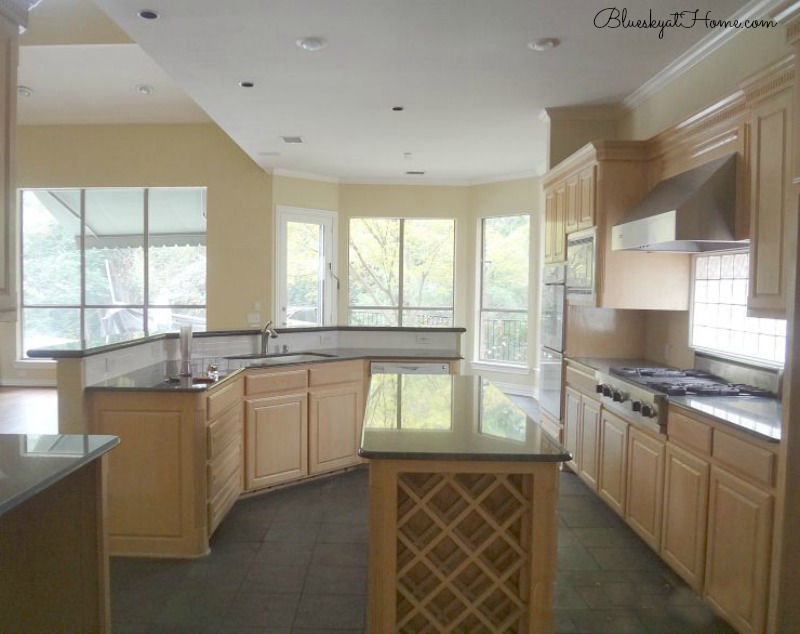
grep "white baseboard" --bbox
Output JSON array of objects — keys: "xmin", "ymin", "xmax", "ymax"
[
  {"xmin": 0, "ymin": 378, "xmax": 57, "ymax": 387},
  {"xmin": 492, "ymin": 381, "xmax": 536, "ymax": 398}
]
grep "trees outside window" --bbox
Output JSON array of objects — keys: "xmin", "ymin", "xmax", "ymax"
[
  {"xmin": 478, "ymin": 215, "xmax": 530, "ymax": 365},
  {"xmin": 20, "ymin": 187, "xmax": 206, "ymax": 356},
  {"xmin": 348, "ymin": 218, "xmax": 455, "ymax": 327}
]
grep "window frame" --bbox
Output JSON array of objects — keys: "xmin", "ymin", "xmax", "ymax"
[
  {"xmin": 347, "ymin": 217, "xmax": 456, "ymax": 327},
  {"xmin": 18, "ymin": 186, "xmax": 207, "ymax": 358},
  {"xmin": 474, "ymin": 213, "xmax": 531, "ymax": 369}
]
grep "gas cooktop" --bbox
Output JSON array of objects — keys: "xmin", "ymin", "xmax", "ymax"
[{"xmin": 610, "ymin": 367, "xmax": 774, "ymax": 398}]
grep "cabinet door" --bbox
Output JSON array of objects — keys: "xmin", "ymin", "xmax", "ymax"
[
  {"xmin": 578, "ymin": 166, "xmax": 596, "ymax": 229},
  {"xmin": 578, "ymin": 397, "xmax": 601, "ymax": 491},
  {"xmin": 625, "ymin": 427, "xmax": 665, "ymax": 551},
  {"xmin": 705, "ymin": 466, "xmax": 773, "ymax": 634},
  {"xmin": 544, "ymin": 190, "xmax": 555, "ymax": 263},
  {"xmin": 309, "ymin": 382, "xmax": 364, "ymax": 474},
  {"xmin": 748, "ymin": 88, "xmax": 792, "ymax": 318},
  {"xmin": 598, "ymin": 410, "xmax": 627, "ymax": 516},
  {"xmin": 245, "ymin": 393, "xmax": 308, "ymax": 490},
  {"xmin": 661, "ymin": 443, "xmax": 709, "ymax": 591},
  {"xmin": 553, "ymin": 183, "xmax": 566, "ymax": 262},
  {"xmin": 563, "ymin": 387, "xmax": 582, "ymax": 471},
  {"xmin": 565, "ymin": 174, "xmax": 580, "ymax": 234}
]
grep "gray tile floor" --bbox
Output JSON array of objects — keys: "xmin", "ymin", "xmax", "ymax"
[{"xmin": 111, "ymin": 467, "xmax": 736, "ymax": 634}]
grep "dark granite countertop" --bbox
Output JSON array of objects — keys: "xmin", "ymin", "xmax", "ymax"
[
  {"xmin": 0, "ymin": 434, "xmax": 119, "ymax": 516},
  {"xmin": 359, "ymin": 374, "xmax": 570, "ymax": 462},
  {"xmin": 568, "ymin": 356, "xmax": 781, "ymax": 443}
]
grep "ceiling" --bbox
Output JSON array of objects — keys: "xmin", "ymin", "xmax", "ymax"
[{"xmin": 18, "ymin": 0, "xmax": 767, "ymax": 183}]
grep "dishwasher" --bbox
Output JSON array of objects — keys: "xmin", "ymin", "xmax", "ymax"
[{"xmin": 370, "ymin": 362, "xmax": 451, "ymax": 374}]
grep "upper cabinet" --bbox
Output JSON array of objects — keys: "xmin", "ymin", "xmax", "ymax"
[
  {"xmin": 741, "ymin": 57, "xmax": 795, "ymax": 319},
  {"xmin": 542, "ymin": 142, "xmax": 690, "ymax": 310}
]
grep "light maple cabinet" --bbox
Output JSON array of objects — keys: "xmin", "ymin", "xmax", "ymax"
[
  {"xmin": 565, "ymin": 166, "xmax": 596, "ymax": 234},
  {"xmin": 625, "ymin": 426, "xmax": 665, "ymax": 552},
  {"xmin": 598, "ymin": 409, "xmax": 628, "ymax": 516},
  {"xmin": 661, "ymin": 442, "xmax": 709, "ymax": 591},
  {"xmin": 705, "ymin": 467, "xmax": 773, "ymax": 634},
  {"xmin": 563, "ymin": 386, "xmax": 582, "ymax": 473},
  {"xmin": 563, "ymin": 375, "xmax": 601, "ymax": 491},
  {"xmin": 544, "ymin": 184, "xmax": 566, "ymax": 263},
  {"xmin": 745, "ymin": 81, "xmax": 793, "ymax": 318},
  {"xmin": 309, "ymin": 383, "xmax": 364, "ymax": 474}
]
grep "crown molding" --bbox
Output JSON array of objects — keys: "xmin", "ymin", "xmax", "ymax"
[
  {"xmin": 467, "ymin": 170, "xmax": 541, "ymax": 185},
  {"xmin": 623, "ymin": 0, "xmax": 789, "ymax": 110},
  {"xmin": 270, "ymin": 168, "xmax": 340, "ymax": 184},
  {"xmin": 544, "ymin": 105, "xmax": 625, "ymax": 122},
  {"xmin": 0, "ymin": 0, "xmax": 37, "ymax": 28}
]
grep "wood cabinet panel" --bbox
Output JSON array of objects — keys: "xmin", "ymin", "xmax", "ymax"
[
  {"xmin": 668, "ymin": 410, "xmax": 712, "ymax": 455},
  {"xmin": 565, "ymin": 174, "xmax": 580, "ymax": 234},
  {"xmin": 563, "ymin": 387, "xmax": 581, "ymax": 471},
  {"xmin": 245, "ymin": 393, "xmax": 308, "ymax": 490},
  {"xmin": 712, "ymin": 430, "xmax": 775, "ymax": 487},
  {"xmin": 578, "ymin": 397, "xmax": 601, "ymax": 490},
  {"xmin": 245, "ymin": 368, "xmax": 308, "ymax": 395},
  {"xmin": 309, "ymin": 359, "xmax": 364, "ymax": 386},
  {"xmin": 705, "ymin": 466, "xmax": 773, "ymax": 634},
  {"xmin": 553, "ymin": 183, "xmax": 566, "ymax": 262},
  {"xmin": 208, "ymin": 437, "xmax": 242, "ymax": 499},
  {"xmin": 662, "ymin": 443, "xmax": 709, "ymax": 591},
  {"xmin": 207, "ymin": 403, "xmax": 242, "ymax": 460},
  {"xmin": 747, "ymin": 88, "xmax": 792, "ymax": 317},
  {"xmin": 309, "ymin": 382, "xmax": 364, "ymax": 474},
  {"xmin": 625, "ymin": 427, "xmax": 665, "ymax": 551},
  {"xmin": 206, "ymin": 377, "xmax": 244, "ymax": 419},
  {"xmin": 598, "ymin": 410, "xmax": 627, "ymax": 516},
  {"xmin": 578, "ymin": 165, "xmax": 596, "ymax": 229},
  {"xmin": 544, "ymin": 190, "xmax": 555, "ymax": 263}
]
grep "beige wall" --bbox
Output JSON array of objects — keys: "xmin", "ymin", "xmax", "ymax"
[{"xmin": 1, "ymin": 123, "xmax": 272, "ymax": 384}]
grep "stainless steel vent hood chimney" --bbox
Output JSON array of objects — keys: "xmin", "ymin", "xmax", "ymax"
[{"xmin": 612, "ymin": 154, "xmax": 748, "ymax": 252}]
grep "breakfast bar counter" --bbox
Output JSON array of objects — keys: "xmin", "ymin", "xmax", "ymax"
[{"xmin": 359, "ymin": 375, "xmax": 570, "ymax": 633}]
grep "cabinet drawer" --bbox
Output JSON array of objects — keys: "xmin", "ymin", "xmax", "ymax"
[
  {"xmin": 309, "ymin": 360, "xmax": 364, "ymax": 386},
  {"xmin": 565, "ymin": 365, "xmax": 596, "ymax": 396},
  {"xmin": 207, "ymin": 405, "xmax": 242, "ymax": 461},
  {"xmin": 208, "ymin": 439, "xmax": 242, "ymax": 499},
  {"xmin": 208, "ymin": 467, "xmax": 242, "ymax": 534},
  {"xmin": 668, "ymin": 410, "xmax": 712, "ymax": 456},
  {"xmin": 713, "ymin": 431, "xmax": 775, "ymax": 487},
  {"xmin": 207, "ymin": 377, "xmax": 244, "ymax": 420},
  {"xmin": 246, "ymin": 368, "xmax": 308, "ymax": 395}
]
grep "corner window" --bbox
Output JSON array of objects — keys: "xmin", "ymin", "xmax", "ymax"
[
  {"xmin": 348, "ymin": 218, "xmax": 455, "ymax": 326},
  {"xmin": 691, "ymin": 251, "xmax": 785, "ymax": 366},
  {"xmin": 20, "ymin": 187, "xmax": 207, "ymax": 355},
  {"xmin": 477, "ymin": 215, "xmax": 530, "ymax": 365}
]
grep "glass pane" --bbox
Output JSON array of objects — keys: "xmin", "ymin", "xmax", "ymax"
[
  {"xmin": 286, "ymin": 221, "xmax": 323, "ymax": 327},
  {"xmin": 148, "ymin": 307, "xmax": 206, "ymax": 334},
  {"xmin": 85, "ymin": 307, "xmax": 144, "ymax": 340},
  {"xmin": 400, "ymin": 375, "xmax": 452, "ymax": 430},
  {"xmin": 348, "ymin": 218, "xmax": 399, "ymax": 307},
  {"xmin": 479, "ymin": 310, "xmax": 527, "ymax": 363},
  {"xmin": 21, "ymin": 190, "xmax": 81, "ymax": 305},
  {"xmin": 148, "ymin": 188, "xmax": 207, "ymax": 306},
  {"xmin": 401, "ymin": 310, "xmax": 453, "ymax": 328},
  {"xmin": 481, "ymin": 215, "xmax": 530, "ymax": 310},
  {"xmin": 403, "ymin": 219, "xmax": 454, "ymax": 309},
  {"xmin": 348, "ymin": 308, "xmax": 398, "ymax": 326},
  {"xmin": 364, "ymin": 374, "xmax": 399, "ymax": 428},
  {"xmin": 480, "ymin": 383, "xmax": 526, "ymax": 441},
  {"xmin": 85, "ymin": 189, "xmax": 144, "ymax": 305},
  {"xmin": 22, "ymin": 307, "xmax": 80, "ymax": 355}
]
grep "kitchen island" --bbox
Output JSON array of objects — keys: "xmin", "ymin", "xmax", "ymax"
[
  {"xmin": 0, "ymin": 433, "xmax": 119, "ymax": 633},
  {"xmin": 359, "ymin": 374, "xmax": 570, "ymax": 633}
]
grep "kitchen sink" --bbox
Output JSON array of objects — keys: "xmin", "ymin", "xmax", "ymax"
[{"xmin": 224, "ymin": 352, "xmax": 337, "ymax": 365}]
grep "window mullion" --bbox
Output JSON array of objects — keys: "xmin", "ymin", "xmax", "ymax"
[
  {"xmin": 79, "ymin": 189, "xmax": 86, "ymax": 342},
  {"xmin": 143, "ymin": 188, "xmax": 149, "ymax": 334},
  {"xmin": 398, "ymin": 219, "xmax": 404, "ymax": 326}
]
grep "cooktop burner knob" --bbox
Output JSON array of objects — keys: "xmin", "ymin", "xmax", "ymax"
[
  {"xmin": 631, "ymin": 400, "xmax": 642, "ymax": 412},
  {"xmin": 602, "ymin": 385, "xmax": 613, "ymax": 398},
  {"xmin": 595, "ymin": 384, "xmax": 605, "ymax": 394},
  {"xmin": 641, "ymin": 404, "xmax": 655, "ymax": 418},
  {"xmin": 612, "ymin": 390, "xmax": 626, "ymax": 403}
]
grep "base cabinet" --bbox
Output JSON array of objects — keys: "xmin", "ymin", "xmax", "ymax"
[
  {"xmin": 245, "ymin": 393, "xmax": 308, "ymax": 490},
  {"xmin": 309, "ymin": 382, "xmax": 364, "ymax": 475},
  {"xmin": 661, "ymin": 443, "xmax": 709, "ymax": 591},
  {"xmin": 625, "ymin": 427, "xmax": 665, "ymax": 552},
  {"xmin": 598, "ymin": 410, "xmax": 628, "ymax": 516},
  {"xmin": 577, "ymin": 397, "xmax": 601, "ymax": 490},
  {"xmin": 705, "ymin": 466, "xmax": 773, "ymax": 634}
]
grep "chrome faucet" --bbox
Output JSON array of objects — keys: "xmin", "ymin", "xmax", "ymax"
[{"xmin": 260, "ymin": 320, "xmax": 279, "ymax": 355}]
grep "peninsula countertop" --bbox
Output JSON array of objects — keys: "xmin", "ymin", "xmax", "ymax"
[
  {"xmin": 359, "ymin": 374, "xmax": 570, "ymax": 462},
  {"xmin": 0, "ymin": 434, "xmax": 120, "ymax": 515}
]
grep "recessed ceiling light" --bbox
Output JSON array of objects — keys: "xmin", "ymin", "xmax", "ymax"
[
  {"xmin": 281, "ymin": 136, "xmax": 305, "ymax": 145},
  {"xmin": 528, "ymin": 38, "xmax": 560, "ymax": 52},
  {"xmin": 17, "ymin": 85, "xmax": 33, "ymax": 98},
  {"xmin": 406, "ymin": 171, "xmax": 425, "ymax": 176},
  {"xmin": 137, "ymin": 9, "xmax": 159, "ymax": 20},
  {"xmin": 239, "ymin": 81, "xmax": 255, "ymax": 88},
  {"xmin": 135, "ymin": 84, "xmax": 154, "ymax": 95},
  {"xmin": 296, "ymin": 37, "xmax": 327, "ymax": 52}
]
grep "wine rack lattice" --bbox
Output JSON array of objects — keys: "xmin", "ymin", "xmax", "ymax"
[{"xmin": 395, "ymin": 471, "xmax": 532, "ymax": 633}]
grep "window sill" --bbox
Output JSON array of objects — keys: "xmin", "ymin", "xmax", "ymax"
[
  {"xmin": 13, "ymin": 359, "xmax": 57, "ymax": 371},
  {"xmin": 470, "ymin": 361, "xmax": 530, "ymax": 374}
]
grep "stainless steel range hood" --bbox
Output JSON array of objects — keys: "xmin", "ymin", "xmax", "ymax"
[{"xmin": 612, "ymin": 154, "xmax": 748, "ymax": 252}]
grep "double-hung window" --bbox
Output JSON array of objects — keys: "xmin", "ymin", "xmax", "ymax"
[
  {"xmin": 20, "ymin": 187, "xmax": 207, "ymax": 356},
  {"xmin": 348, "ymin": 218, "xmax": 455, "ymax": 327},
  {"xmin": 477, "ymin": 214, "xmax": 530, "ymax": 366}
]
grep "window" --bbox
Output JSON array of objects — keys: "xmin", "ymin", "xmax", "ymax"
[
  {"xmin": 20, "ymin": 187, "xmax": 206, "ymax": 355},
  {"xmin": 348, "ymin": 218, "xmax": 455, "ymax": 326},
  {"xmin": 691, "ymin": 251, "xmax": 786, "ymax": 366},
  {"xmin": 478, "ymin": 215, "xmax": 530, "ymax": 365}
]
